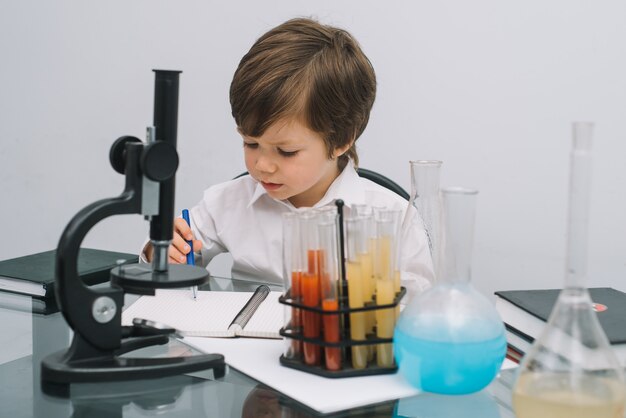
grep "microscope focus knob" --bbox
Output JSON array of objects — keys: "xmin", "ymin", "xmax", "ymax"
[
  {"xmin": 141, "ymin": 141, "xmax": 179, "ymax": 182},
  {"xmin": 109, "ymin": 136, "xmax": 143, "ymax": 174}
]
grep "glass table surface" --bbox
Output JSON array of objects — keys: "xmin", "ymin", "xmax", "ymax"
[{"xmin": 0, "ymin": 276, "xmax": 517, "ymax": 418}]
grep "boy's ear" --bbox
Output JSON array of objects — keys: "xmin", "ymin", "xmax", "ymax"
[{"xmin": 333, "ymin": 140, "xmax": 354, "ymax": 159}]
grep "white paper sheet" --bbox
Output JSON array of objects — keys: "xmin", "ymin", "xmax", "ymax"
[{"xmin": 183, "ymin": 336, "xmax": 420, "ymax": 414}]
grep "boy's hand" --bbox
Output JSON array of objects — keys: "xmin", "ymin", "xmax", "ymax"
[
  {"xmin": 169, "ymin": 218, "xmax": 203, "ymax": 263},
  {"xmin": 144, "ymin": 218, "xmax": 203, "ymax": 263}
]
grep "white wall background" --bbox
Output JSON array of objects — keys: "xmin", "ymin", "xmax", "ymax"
[{"xmin": 1, "ymin": 0, "xmax": 625, "ymax": 300}]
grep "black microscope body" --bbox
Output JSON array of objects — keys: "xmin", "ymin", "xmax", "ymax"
[{"xmin": 40, "ymin": 70, "xmax": 224, "ymax": 389}]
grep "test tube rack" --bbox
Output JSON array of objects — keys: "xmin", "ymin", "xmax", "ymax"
[{"xmin": 278, "ymin": 285, "xmax": 406, "ymax": 378}]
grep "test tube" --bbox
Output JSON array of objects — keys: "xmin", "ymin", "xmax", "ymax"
[
  {"xmin": 299, "ymin": 211, "xmax": 321, "ymax": 366},
  {"xmin": 282, "ymin": 212, "xmax": 302, "ymax": 359},
  {"xmin": 387, "ymin": 209, "xmax": 403, "ymax": 320},
  {"xmin": 345, "ymin": 216, "xmax": 368, "ymax": 369},
  {"xmin": 318, "ymin": 214, "xmax": 342, "ymax": 371},
  {"xmin": 374, "ymin": 210, "xmax": 397, "ymax": 367},
  {"xmin": 352, "ymin": 205, "xmax": 376, "ymax": 361},
  {"xmin": 388, "ymin": 209, "xmax": 403, "ymax": 294}
]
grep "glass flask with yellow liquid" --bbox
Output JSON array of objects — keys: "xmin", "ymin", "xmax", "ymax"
[
  {"xmin": 394, "ymin": 182, "xmax": 506, "ymax": 394},
  {"xmin": 512, "ymin": 123, "xmax": 626, "ymax": 418}
]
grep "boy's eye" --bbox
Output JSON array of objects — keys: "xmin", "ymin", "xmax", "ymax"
[
  {"xmin": 278, "ymin": 148, "xmax": 299, "ymax": 157},
  {"xmin": 243, "ymin": 142, "xmax": 258, "ymax": 149}
]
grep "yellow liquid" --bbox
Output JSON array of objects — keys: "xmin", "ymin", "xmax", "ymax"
[
  {"xmin": 394, "ymin": 270, "xmax": 401, "ymax": 319},
  {"xmin": 377, "ymin": 236, "xmax": 392, "ymax": 281},
  {"xmin": 359, "ymin": 252, "xmax": 373, "ymax": 301},
  {"xmin": 393, "ymin": 269, "xmax": 400, "ymax": 293},
  {"xmin": 375, "ymin": 278, "xmax": 395, "ymax": 367},
  {"xmin": 368, "ymin": 237, "xmax": 378, "ymax": 292},
  {"xmin": 347, "ymin": 261, "xmax": 367, "ymax": 369},
  {"xmin": 358, "ymin": 252, "xmax": 375, "ymax": 361},
  {"xmin": 513, "ymin": 373, "xmax": 626, "ymax": 418},
  {"xmin": 359, "ymin": 252, "xmax": 375, "ymax": 334}
]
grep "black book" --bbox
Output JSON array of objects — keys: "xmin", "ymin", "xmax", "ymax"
[
  {"xmin": 495, "ymin": 287, "xmax": 626, "ymax": 364},
  {"xmin": 0, "ymin": 248, "xmax": 138, "ymax": 299}
]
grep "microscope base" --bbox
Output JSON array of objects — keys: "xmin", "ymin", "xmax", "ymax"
[{"xmin": 40, "ymin": 334, "xmax": 226, "ymax": 393}]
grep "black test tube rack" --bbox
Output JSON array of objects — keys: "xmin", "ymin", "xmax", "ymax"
[{"xmin": 278, "ymin": 284, "xmax": 406, "ymax": 378}]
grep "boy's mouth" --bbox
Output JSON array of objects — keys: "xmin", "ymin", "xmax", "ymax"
[{"xmin": 261, "ymin": 181, "xmax": 282, "ymax": 191}]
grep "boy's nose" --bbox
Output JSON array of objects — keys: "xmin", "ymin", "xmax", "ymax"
[{"xmin": 255, "ymin": 155, "xmax": 277, "ymax": 173}]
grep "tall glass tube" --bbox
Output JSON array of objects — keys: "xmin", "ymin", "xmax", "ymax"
[
  {"xmin": 318, "ymin": 215, "xmax": 342, "ymax": 371},
  {"xmin": 352, "ymin": 205, "xmax": 376, "ymax": 359},
  {"xmin": 404, "ymin": 160, "xmax": 443, "ymax": 280},
  {"xmin": 345, "ymin": 217, "xmax": 368, "ymax": 369},
  {"xmin": 299, "ymin": 212, "xmax": 321, "ymax": 366},
  {"xmin": 512, "ymin": 123, "xmax": 626, "ymax": 418},
  {"xmin": 282, "ymin": 213, "xmax": 302, "ymax": 360},
  {"xmin": 374, "ymin": 210, "xmax": 399, "ymax": 367},
  {"xmin": 376, "ymin": 208, "xmax": 403, "ymax": 294}
]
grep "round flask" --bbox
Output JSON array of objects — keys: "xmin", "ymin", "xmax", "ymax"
[{"xmin": 394, "ymin": 187, "xmax": 506, "ymax": 394}]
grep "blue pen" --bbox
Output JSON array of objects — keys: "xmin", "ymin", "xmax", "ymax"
[{"xmin": 182, "ymin": 209, "xmax": 198, "ymax": 300}]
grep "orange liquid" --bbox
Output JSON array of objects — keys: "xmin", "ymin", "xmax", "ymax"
[
  {"xmin": 322, "ymin": 298, "xmax": 341, "ymax": 371},
  {"xmin": 308, "ymin": 249, "xmax": 323, "ymax": 274},
  {"xmin": 290, "ymin": 271, "xmax": 302, "ymax": 356},
  {"xmin": 302, "ymin": 249, "xmax": 322, "ymax": 365}
]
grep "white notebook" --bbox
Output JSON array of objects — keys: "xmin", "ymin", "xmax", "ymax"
[{"xmin": 121, "ymin": 285, "xmax": 283, "ymax": 339}]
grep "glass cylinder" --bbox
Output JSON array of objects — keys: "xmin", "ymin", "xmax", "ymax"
[
  {"xmin": 318, "ymin": 214, "xmax": 342, "ymax": 371},
  {"xmin": 374, "ymin": 209, "xmax": 400, "ymax": 367},
  {"xmin": 376, "ymin": 208, "xmax": 403, "ymax": 294},
  {"xmin": 403, "ymin": 160, "xmax": 443, "ymax": 280},
  {"xmin": 282, "ymin": 212, "xmax": 302, "ymax": 359},
  {"xmin": 345, "ymin": 216, "xmax": 368, "ymax": 369},
  {"xmin": 299, "ymin": 211, "xmax": 322, "ymax": 366},
  {"xmin": 512, "ymin": 123, "xmax": 626, "ymax": 418},
  {"xmin": 352, "ymin": 205, "xmax": 376, "ymax": 359},
  {"xmin": 394, "ymin": 187, "xmax": 507, "ymax": 394}
]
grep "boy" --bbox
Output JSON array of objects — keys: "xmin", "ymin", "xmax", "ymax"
[{"xmin": 143, "ymin": 18, "xmax": 433, "ymax": 295}]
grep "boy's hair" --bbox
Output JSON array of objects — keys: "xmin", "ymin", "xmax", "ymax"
[{"xmin": 230, "ymin": 18, "xmax": 376, "ymax": 170}]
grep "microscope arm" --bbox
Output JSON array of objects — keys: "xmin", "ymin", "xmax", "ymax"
[{"xmin": 55, "ymin": 142, "xmax": 144, "ymax": 352}]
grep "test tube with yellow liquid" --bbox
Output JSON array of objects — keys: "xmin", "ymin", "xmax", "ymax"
[
  {"xmin": 352, "ymin": 205, "xmax": 376, "ymax": 361},
  {"xmin": 345, "ymin": 217, "xmax": 368, "ymax": 369},
  {"xmin": 374, "ymin": 210, "xmax": 398, "ymax": 367},
  {"xmin": 380, "ymin": 208, "xmax": 403, "ymax": 318}
]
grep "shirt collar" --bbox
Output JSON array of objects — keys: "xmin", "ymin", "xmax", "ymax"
[{"xmin": 247, "ymin": 160, "xmax": 367, "ymax": 210}]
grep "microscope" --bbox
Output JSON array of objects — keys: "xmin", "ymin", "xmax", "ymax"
[{"xmin": 41, "ymin": 70, "xmax": 224, "ymax": 390}]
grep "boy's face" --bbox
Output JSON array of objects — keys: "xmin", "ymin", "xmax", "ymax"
[{"xmin": 241, "ymin": 119, "xmax": 348, "ymax": 208}]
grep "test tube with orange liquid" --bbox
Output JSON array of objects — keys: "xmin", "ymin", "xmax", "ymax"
[
  {"xmin": 299, "ymin": 212, "xmax": 322, "ymax": 366},
  {"xmin": 282, "ymin": 212, "xmax": 302, "ymax": 359},
  {"xmin": 318, "ymin": 214, "xmax": 342, "ymax": 371}
]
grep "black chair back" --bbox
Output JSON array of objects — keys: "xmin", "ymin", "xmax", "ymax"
[{"xmin": 235, "ymin": 168, "xmax": 409, "ymax": 200}]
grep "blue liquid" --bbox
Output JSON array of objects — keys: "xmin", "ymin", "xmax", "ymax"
[{"xmin": 394, "ymin": 327, "xmax": 506, "ymax": 395}]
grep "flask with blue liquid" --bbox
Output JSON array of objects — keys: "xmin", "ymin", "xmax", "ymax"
[{"xmin": 394, "ymin": 162, "xmax": 506, "ymax": 394}]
